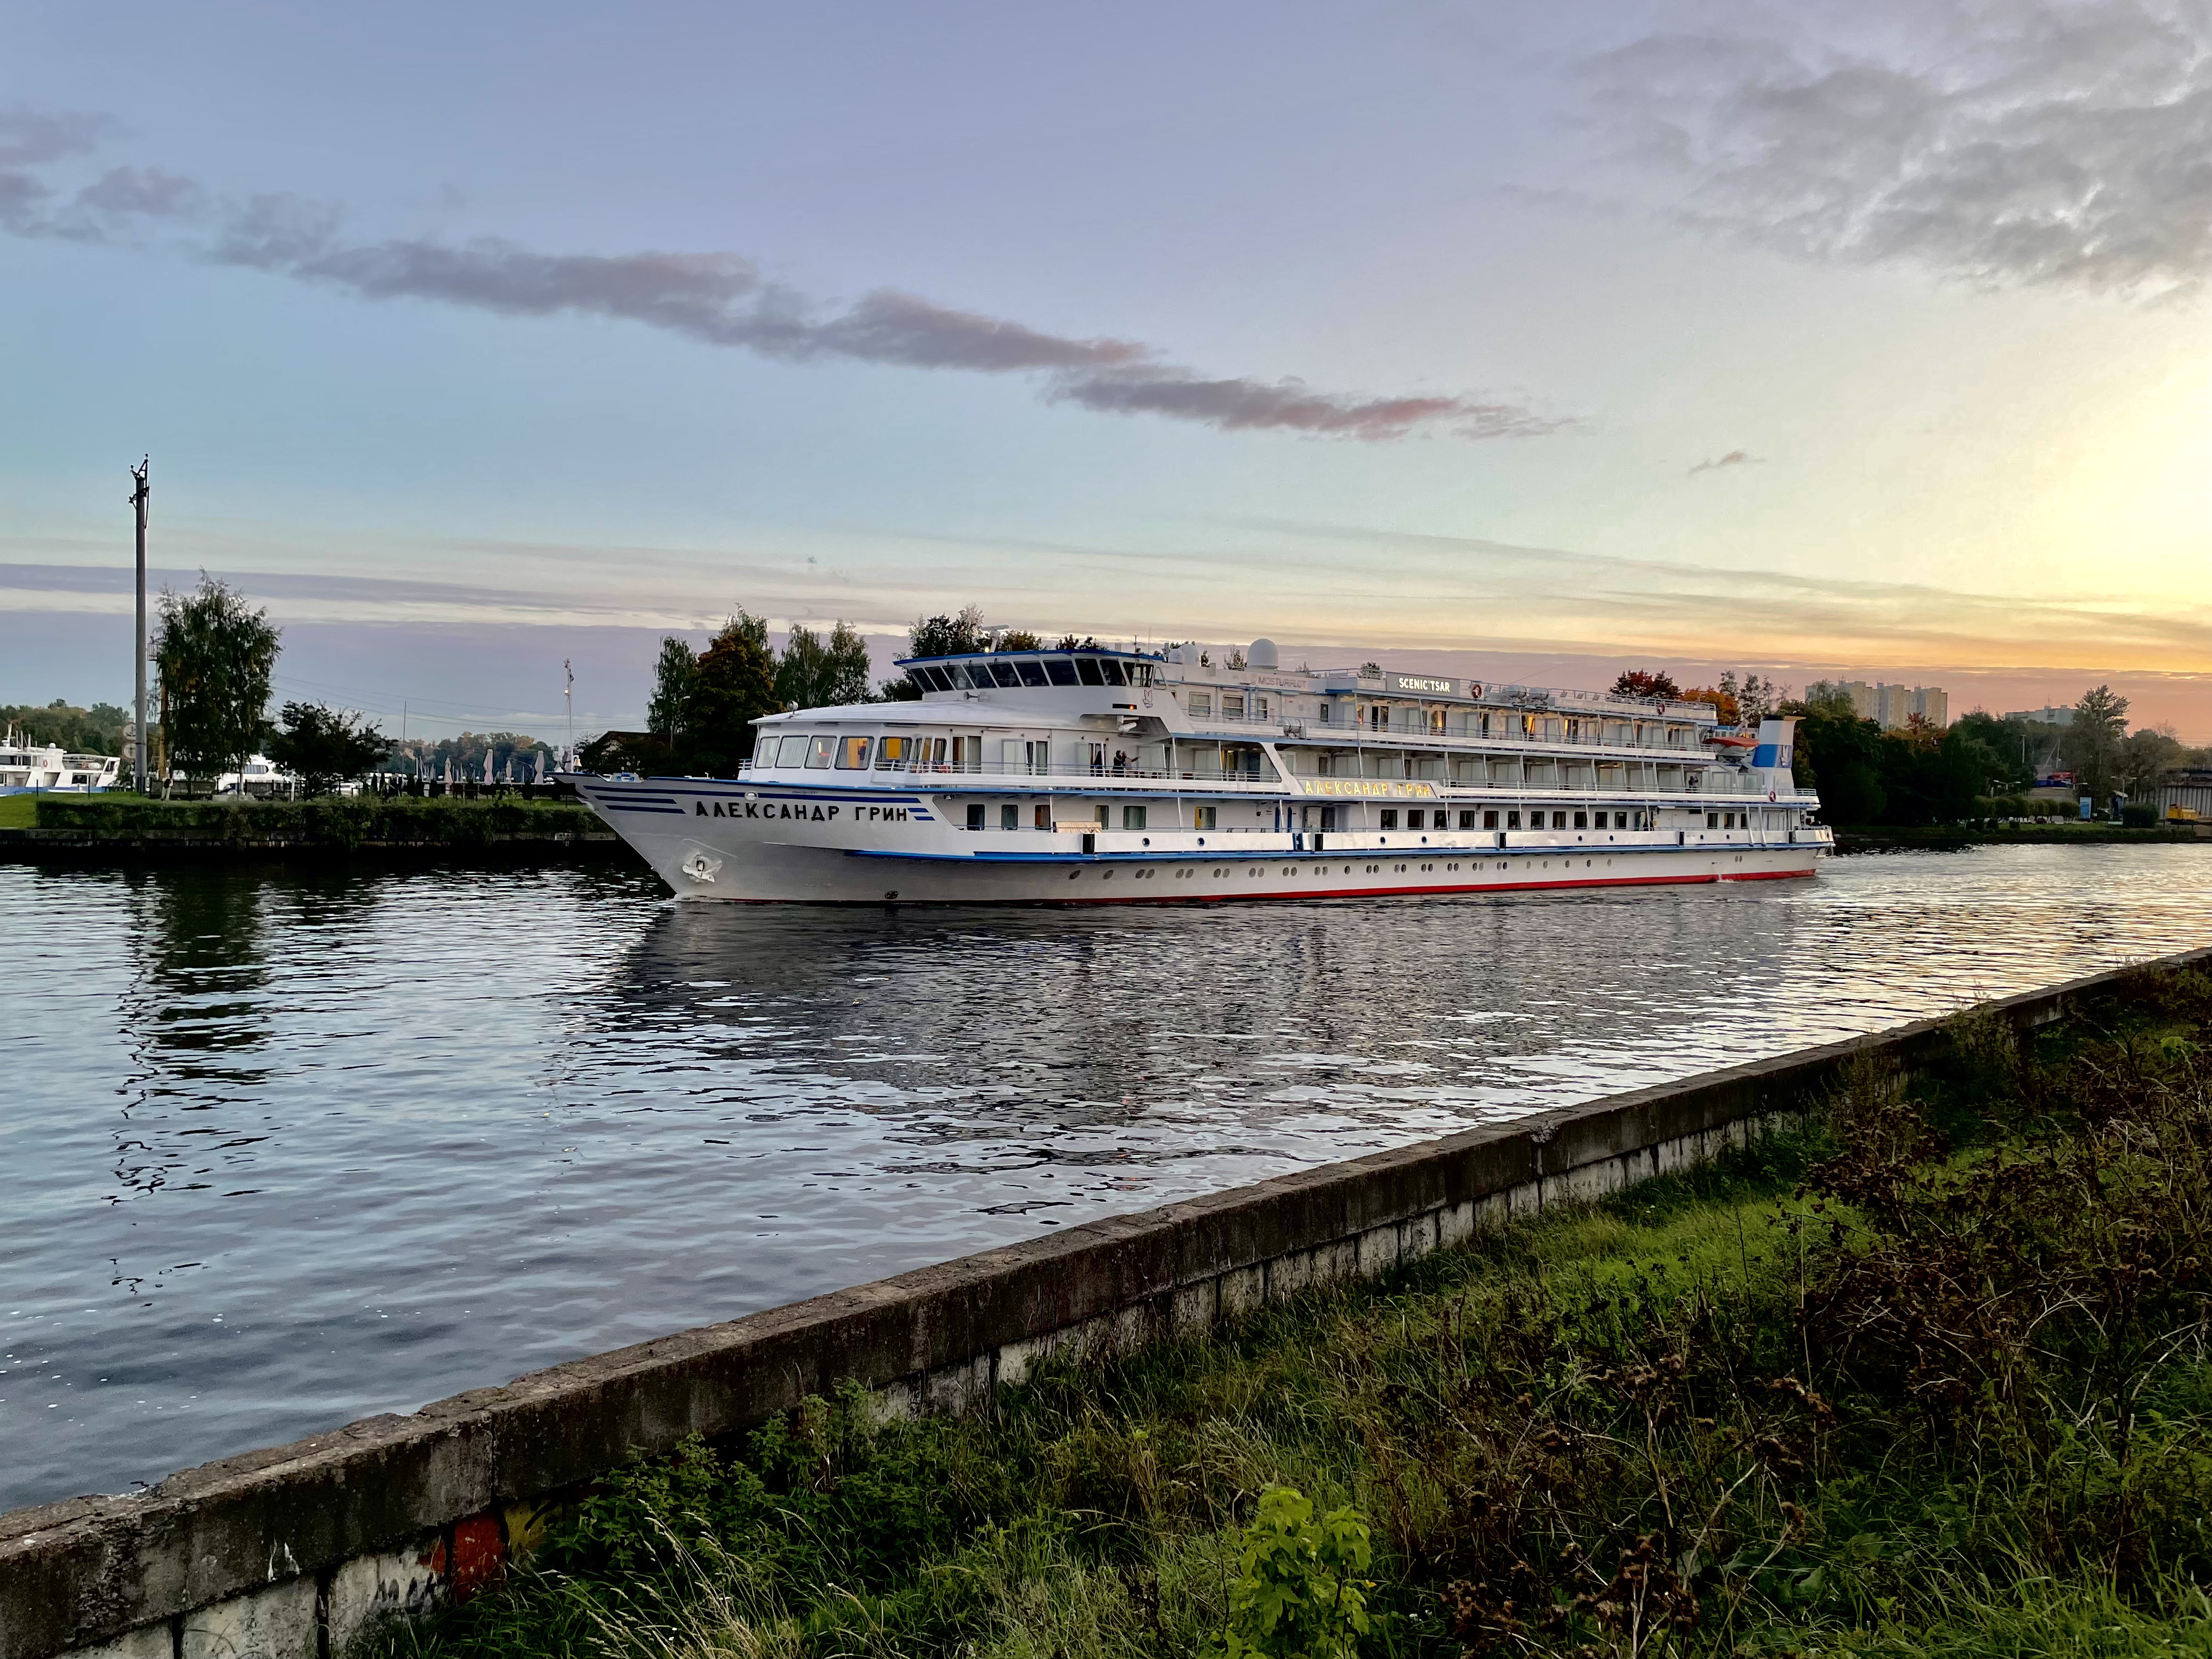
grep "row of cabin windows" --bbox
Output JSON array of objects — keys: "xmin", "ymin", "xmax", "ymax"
[
  {"xmin": 908, "ymin": 657, "xmax": 1153, "ymax": 693},
  {"xmin": 966, "ymin": 803, "xmax": 1152, "ymax": 831},
  {"xmin": 1315, "ymin": 706, "xmax": 1697, "ymax": 747},
  {"xmin": 763, "ymin": 733, "xmax": 1036, "ymax": 772},
  {"xmin": 1184, "ymin": 691, "xmax": 1270, "ymax": 720},
  {"xmin": 1371, "ymin": 808, "xmax": 1642, "ymax": 832}
]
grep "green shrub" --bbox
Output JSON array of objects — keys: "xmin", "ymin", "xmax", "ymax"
[{"xmin": 1208, "ymin": 1486, "xmax": 1375, "ymax": 1659}]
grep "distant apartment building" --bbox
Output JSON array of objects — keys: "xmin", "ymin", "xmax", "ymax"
[
  {"xmin": 1837, "ymin": 681, "xmax": 1949, "ymax": 731},
  {"xmin": 2002, "ymin": 706, "xmax": 2074, "ymax": 727}
]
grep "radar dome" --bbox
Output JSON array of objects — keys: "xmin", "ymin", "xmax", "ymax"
[{"xmin": 1248, "ymin": 638, "xmax": 1279, "ymax": 669}]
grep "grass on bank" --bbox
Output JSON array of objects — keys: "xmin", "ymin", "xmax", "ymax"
[
  {"xmin": 370, "ymin": 965, "xmax": 2212, "ymax": 1659},
  {"xmin": 0, "ymin": 793, "xmax": 35, "ymax": 830}
]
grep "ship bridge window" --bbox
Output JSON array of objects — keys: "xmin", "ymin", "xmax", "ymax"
[
  {"xmin": 1015, "ymin": 658, "xmax": 1049, "ymax": 687},
  {"xmin": 806, "ymin": 736, "xmax": 834, "ymax": 769},
  {"xmin": 835, "ymin": 736, "xmax": 872, "ymax": 769},
  {"xmin": 1045, "ymin": 658, "xmax": 1078, "ymax": 686},
  {"xmin": 988, "ymin": 661, "xmax": 1023, "ymax": 689},
  {"xmin": 1075, "ymin": 657, "xmax": 1105, "ymax": 686},
  {"xmin": 1099, "ymin": 659, "xmax": 1127, "ymax": 686},
  {"xmin": 876, "ymin": 736, "xmax": 913, "ymax": 770}
]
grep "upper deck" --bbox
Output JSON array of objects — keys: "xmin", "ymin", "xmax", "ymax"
[{"xmin": 732, "ymin": 642, "xmax": 1804, "ymax": 807}]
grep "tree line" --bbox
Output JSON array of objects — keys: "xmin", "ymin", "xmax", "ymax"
[
  {"xmin": 582, "ymin": 603, "xmax": 1068, "ymax": 774},
  {"xmin": 1612, "ymin": 668, "xmax": 2205, "ymax": 827}
]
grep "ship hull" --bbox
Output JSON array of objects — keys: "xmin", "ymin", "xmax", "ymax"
[{"xmin": 571, "ymin": 775, "xmax": 1825, "ymax": 905}]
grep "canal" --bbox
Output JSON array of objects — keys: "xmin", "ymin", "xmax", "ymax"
[{"xmin": 5, "ymin": 844, "xmax": 2208, "ymax": 1512}]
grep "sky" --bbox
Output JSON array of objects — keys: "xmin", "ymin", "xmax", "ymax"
[{"xmin": 3, "ymin": 0, "xmax": 2208, "ymax": 740}]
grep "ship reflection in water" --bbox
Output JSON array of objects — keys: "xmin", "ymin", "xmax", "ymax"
[{"xmin": 4, "ymin": 844, "xmax": 2209, "ymax": 1512}]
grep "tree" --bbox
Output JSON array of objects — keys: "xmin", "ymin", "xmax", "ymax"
[
  {"xmin": 154, "ymin": 575, "xmax": 280, "ymax": 793},
  {"xmin": 2061, "ymin": 684, "xmax": 2130, "ymax": 799},
  {"xmin": 1680, "ymin": 685, "xmax": 1741, "ymax": 724},
  {"xmin": 1, "ymin": 699, "xmax": 131, "ymax": 755},
  {"xmin": 1610, "ymin": 669, "xmax": 1681, "ymax": 701},
  {"xmin": 909, "ymin": 605, "xmax": 988, "ymax": 658},
  {"xmin": 1792, "ymin": 704, "xmax": 1886, "ymax": 824},
  {"xmin": 682, "ymin": 610, "xmax": 780, "ymax": 775},
  {"xmin": 1949, "ymin": 711, "xmax": 2039, "ymax": 792},
  {"xmin": 995, "ymin": 629, "xmax": 1043, "ymax": 652},
  {"xmin": 2119, "ymin": 726, "xmax": 2183, "ymax": 803},
  {"xmin": 647, "ymin": 637, "xmax": 698, "ymax": 740},
  {"xmin": 774, "ymin": 620, "xmax": 874, "ymax": 711},
  {"xmin": 264, "ymin": 702, "xmax": 391, "ymax": 796}
]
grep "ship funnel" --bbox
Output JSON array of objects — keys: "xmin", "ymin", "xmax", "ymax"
[{"xmin": 1752, "ymin": 718, "xmax": 1797, "ymax": 771}]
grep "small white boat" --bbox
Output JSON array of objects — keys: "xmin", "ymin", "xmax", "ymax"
[{"xmin": 0, "ymin": 733, "xmax": 122, "ymax": 794}]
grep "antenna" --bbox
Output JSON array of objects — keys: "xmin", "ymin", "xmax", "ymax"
[
  {"xmin": 563, "ymin": 658, "xmax": 574, "ymax": 768},
  {"xmin": 129, "ymin": 457, "xmax": 150, "ymax": 794}
]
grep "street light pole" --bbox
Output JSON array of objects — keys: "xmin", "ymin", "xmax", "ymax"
[{"xmin": 129, "ymin": 457, "xmax": 150, "ymax": 794}]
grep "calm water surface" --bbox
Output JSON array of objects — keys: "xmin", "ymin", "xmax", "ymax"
[{"xmin": 5, "ymin": 845, "xmax": 2209, "ymax": 1511}]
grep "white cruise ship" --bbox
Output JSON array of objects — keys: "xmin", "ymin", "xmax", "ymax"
[
  {"xmin": 0, "ymin": 737, "xmax": 121, "ymax": 794},
  {"xmin": 567, "ymin": 640, "xmax": 1829, "ymax": 904}
]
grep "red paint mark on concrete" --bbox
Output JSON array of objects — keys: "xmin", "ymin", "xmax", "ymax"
[{"xmin": 449, "ymin": 1512, "xmax": 505, "ymax": 1601}]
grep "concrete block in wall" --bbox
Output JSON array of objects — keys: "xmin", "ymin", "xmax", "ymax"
[
  {"xmin": 1109, "ymin": 1301, "xmax": 1161, "ymax": 1359},
  {"xmin": 1170, "ymin": 1279, "xmax": 1216, "ymax": 1341},
  {"xmin": 179, "ymin": 1577, "xmax": 316, "ymax": 1659},
  {"xmin": 1216, "ymin": 1263, "xmax": 1266, "ymax": 1320},
  {"xmin": 1356, "ymin": 1224, "xmax": 1400, "ymax": 1280},
  {"xmin": 1401, "ymin": 1210, "xmax": 1438, "ymax": 1263},
  {"xmin": 326, "ymin": 1534, "xmax": 442, "ymax": 1655},
  {"xmin": 1437, "ymin": 1200, "xmax": 1476, "ymax": 1249},
  {"xmin": 871, "ymin": 1374, "xmax": 921, "ymax": 1421},
  {"xmin": 923, "ymin": 1353, "xmax": 991, "ymax": 1416},
  {"xmin": 69, "ymin": 1624, "xmax": 170, "ymax": 1659}
]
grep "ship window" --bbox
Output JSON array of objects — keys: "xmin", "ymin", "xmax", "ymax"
[
  {"xmin": 835, "ymin": 737, "xmax": 872, "ymax": 770},
  {"xmin": 1045, "ymin": 658, "xmax": 1078, "ymax": 686},
  {"xmin": 1483, "ymin": 810, "xmax": 1499, "ymax": 829},
  {"xmin": 772, "ymin": 735, "xmax": 804, "ymax": 766},
  {"xmin": 1379, "ymin": 809, "xmax": 1398, "ymax": 830},
  {"xmin": 805, "ymin": 736, "xmax": 834, "ymax": 769},
  {"xmin": 1573, "ymin": 811, "xmax": 1587, "ymax": 829},
  {"xmin": 1097, "ymin": 659, "xmax": 1126, "ymax": 686},
  {"xmin": 944, "ymin": 664, "xmax": 974, "ymax": 690},
  {"xmin": 1506, "ymin": 810, "xmax": 1521, "ymax": 829},
  {"xmin": 1001, "ymin": 803, "xmax": 1019, "ymax": 830},
  {"xmin": 1405, "ymin": 809, "xmax": 1424, "ymax": 830},
  {"xmin": 1223, "ymin": 693, "xmax": 1245, "ymax": 718},
  {"xmin": 986, "ymin": 661, "xmax": 1020, "ymax": 689},
  {"xmin": 1122, "ymin": 804, "xmax": 1147, "ymax": 830},
  {"xmin": 1189, "ymin": 692, "xmax": 1214, "ymax": 716},
  {"xmin": 1194, "ymin": 805, "xmax": 1217, "ymax": 828},
  {"xmin": 1321, "ymin": 806, "xmax": 1339, "ymax": 830},
  {"xmin": 1707, "ymin": 812, "xmax": 1720, "ymax": 828},
  {"xmin": 874, "ymin": 736, "xmax": 906, "ymax": 770},
  {"xmin": 1551, "ymin": 811, "xmax": 1567, "ymax": 829},
  {"xmin": 1458, "ymin": 810, "xmax": 1477, "ymax": 830},
  {"xmin": 1015, "ymin": 658, "xmax": 1048, "ymax": 687},
  {"xmin": 1428, "ymin": 707, "xmax": 1447, "ymax": 733},
  {"xmin": 966, "ymin": 804, "xmax": 985, "ymax": 830},
  {"xmin": 1075, "ymin": 657, "xmax": 1105, "ymax": 686},
  {"xmin": 1615, "ymin": 811, "xmax": 1629, "ymax": 828},
  {"xmin": 1034, "ymin": 803, "xmax": 1051, "ymax": 828}
]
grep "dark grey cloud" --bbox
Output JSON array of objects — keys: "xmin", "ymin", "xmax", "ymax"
[
  {"xmin": 2, "ymin": 120, "xmax": 1558, "ymax": 443},
  {"xmin": 1688, "ymin": 448, "xmax": 1758, "ymax": 475},
  {"xmin": 1591, "ymin": 1, "xmax": 2212, "ymax": 296},
  {"xmin": 76, "ymin": 166, "xmax": 201, "ymax": 217},
  {"xmin": 0, "ymin": 104, "xmax": 111, "ymax": 167}
]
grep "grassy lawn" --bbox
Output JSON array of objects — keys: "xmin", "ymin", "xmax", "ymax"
[
  {"xmin": 374, "ymin": 968, "xmax": 2212, "ymax": 1659},
  {"xmin": 0, "ymin": 793, "xmax": 35, "ymax": 829}
]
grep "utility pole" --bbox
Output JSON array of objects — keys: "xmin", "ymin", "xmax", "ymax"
[
  {"xmin": 129, "ymin": 457, "xmax": 150, "ymax": 794},
  {"xmin": 563, "ymin": 658, "xmax": 573, "ymax": 769}
]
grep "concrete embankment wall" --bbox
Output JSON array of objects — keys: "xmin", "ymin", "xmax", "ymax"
[{"xmin": 7, "ymin": 946, "xmax": 2204, "ymax": 1659}]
